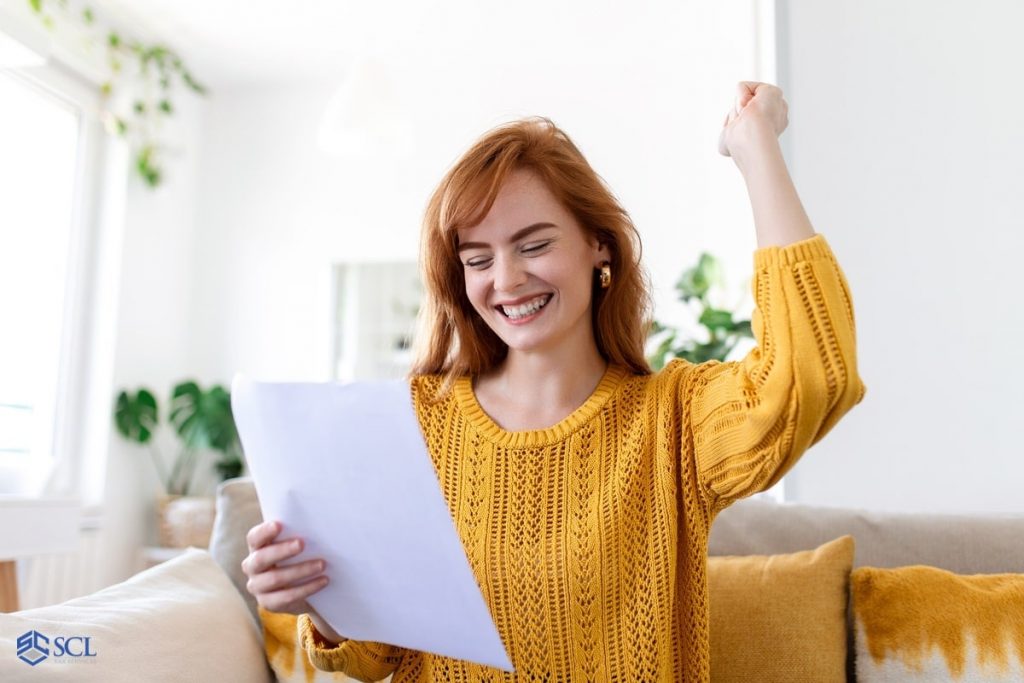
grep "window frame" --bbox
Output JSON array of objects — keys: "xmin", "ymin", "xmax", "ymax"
[{"xmin": 0, "ymin": 60, "xmax": 108, "ymax": 501}]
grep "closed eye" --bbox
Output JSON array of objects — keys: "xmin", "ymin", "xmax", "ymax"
[
  {"xmin": 464, "ymin": 241, "xmax": 552, "ymax": 268},
  {"xmin": 522, "ymin": 240, "xmax": 553, "ymax": 253}
]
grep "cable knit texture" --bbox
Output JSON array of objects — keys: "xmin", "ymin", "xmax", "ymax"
[{"xmin": 293, "ymin": 233, "xmax": 867, "ymax": 682}]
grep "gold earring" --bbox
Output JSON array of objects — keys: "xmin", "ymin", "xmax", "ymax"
[{"xmin": 599, "ymin": 262, "xmax": 611, "ymax": 289}]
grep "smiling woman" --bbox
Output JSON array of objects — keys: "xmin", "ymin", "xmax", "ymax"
[
  {"xmin": 456, "ymin": 171, "xmax": 611, "ymax": 384},
  {"xmin": 414, "ymin": 118, "xmax": 653, "ymax": 395},
  {"xmin": 243, "ymin": 109, "xmax": 868, "ymax": 682}
]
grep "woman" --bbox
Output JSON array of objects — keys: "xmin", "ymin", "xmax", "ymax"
[{"xmin": 242, "ymin": 81, "xmax": 866, "ymax": 681}]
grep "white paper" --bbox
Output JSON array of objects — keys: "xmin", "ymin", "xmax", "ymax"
[{"xmin": 231, "ymin": 374, "xmax": 514, "ymax": 672}]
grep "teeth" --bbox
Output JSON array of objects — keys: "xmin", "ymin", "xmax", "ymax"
[{"xmin": 501, "ymin": 294, "xmax": 550, "ymax": 319}]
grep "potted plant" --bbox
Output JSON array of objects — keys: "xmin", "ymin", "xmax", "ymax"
[
  {"xmin": 647, "ymin": 252, "xmax": 754, "ymax": 369},
  {"xmin": 114, "ymin": 380, "xmax": 244, "ymax": 548}
]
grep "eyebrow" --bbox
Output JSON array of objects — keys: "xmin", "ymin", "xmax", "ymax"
[{"xmin": 456, "ymin": 222, "xmax": 557, "ymax": 253}]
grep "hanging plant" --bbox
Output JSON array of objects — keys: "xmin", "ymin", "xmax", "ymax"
[{"xmin": 27, "ymin": 0, "xmax": 208, "ymax": 187}]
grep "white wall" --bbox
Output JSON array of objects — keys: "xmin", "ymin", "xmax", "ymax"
[
  {"xmin": 188, "ymin": 4, "xmax": 766, "ymax": 385},
  {"xmin": 775, "ymin": 0, "xmax": 1024, "ymax": 513},
  {"xmin": 97, "ymin": 90, "xmax": 211, "ymax": 587}
]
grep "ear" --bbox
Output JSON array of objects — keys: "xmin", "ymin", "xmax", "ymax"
[{"xmin": 592, "ymin": 238, "xmax": 611, "ymax": 266}]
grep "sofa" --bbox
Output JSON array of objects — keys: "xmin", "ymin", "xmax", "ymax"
[
  {"xmin": 212, "ymin": 477, "xmax": 1024, "ymax": 682},
  {"xmin": 5, "ymin": 478, "xmax": 1022, "ymax": 682}
]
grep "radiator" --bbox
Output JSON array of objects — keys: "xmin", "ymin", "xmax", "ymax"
[{"xmin": 15, "ymin": 509, "xmax": 104, "ymax": 610}]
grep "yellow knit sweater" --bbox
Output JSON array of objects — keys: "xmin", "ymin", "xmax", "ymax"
[{"xmin": 280, "ymin": 233, "xmax": 866, "ymax": 682}]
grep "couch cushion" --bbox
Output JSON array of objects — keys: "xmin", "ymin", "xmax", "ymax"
[
  {"xmin": 0, "ymin": 547, "xmax": 274, "ymax": 682},
  {"xmin": 709, "ymin": 498, "xmax": 1024, "ymax": 573},
  {"xmin": 209, "ymin": 476, "xmax": 265, "ymax": 624},
  {"xmin": 852, "ymin": 565, "xmax": 1024, "ymax": 681},
  {"xmin": 708, "ymin": 535, "xmax": 854, "ymax": 682}
]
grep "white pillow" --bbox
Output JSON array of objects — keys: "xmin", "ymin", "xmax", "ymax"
[{"xmin": 0, "ymin": 547, "xmax": 274, "ymax": 682}]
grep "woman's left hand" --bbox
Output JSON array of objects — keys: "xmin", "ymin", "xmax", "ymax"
[{"xmin": 718, "ymin": 81, "xmax": 789, "ymax": 160}]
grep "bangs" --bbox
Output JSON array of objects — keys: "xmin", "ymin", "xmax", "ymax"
[{"xmin": 438, "ymin": 147, "xmax": 525, "ymax": 243}]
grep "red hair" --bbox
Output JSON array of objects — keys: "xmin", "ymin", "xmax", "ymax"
[{"xmin": 409, "ymin": 117, "xmax": 652, "ymax": 396}]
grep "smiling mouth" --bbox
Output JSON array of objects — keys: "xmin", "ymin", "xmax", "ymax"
[{"xmin": 496, "ymin": 293, "xmax": 553, "ymax": 320}]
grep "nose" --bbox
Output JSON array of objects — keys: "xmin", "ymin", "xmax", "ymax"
[{"xmin": 493, "ymin": 253, "xmax": 527, "ymax": 293}]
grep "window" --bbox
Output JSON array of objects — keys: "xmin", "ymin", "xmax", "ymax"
[{"xmin": 0, "ymin": 66, "xmax": 101, "ymax": 496}]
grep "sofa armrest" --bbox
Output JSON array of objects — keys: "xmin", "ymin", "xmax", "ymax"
[{"xmin": 208, "ymin": 476, "xmax": 265, "ymax": 626}]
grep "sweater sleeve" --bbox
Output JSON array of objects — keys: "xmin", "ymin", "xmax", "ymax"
[
  {"xmin": 687, "ymin": 233, "xmax": 866, "ymax": 512},
  {"xmin": 294, "ymin": 613, "xmax": 407, "ymax": 681}
]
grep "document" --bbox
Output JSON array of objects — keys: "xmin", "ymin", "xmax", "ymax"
[{"xmin": 230, "ymin": 375, "xmax": 514, "ymax": 672}]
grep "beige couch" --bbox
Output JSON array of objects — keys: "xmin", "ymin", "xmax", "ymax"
[{"xmin": 209, "ymin": 478, "xmax": 1024, "ymax": 682}]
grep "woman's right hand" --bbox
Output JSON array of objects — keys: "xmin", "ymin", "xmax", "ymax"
[{"xmin": 242, "ymin": 519, "xmax": 329, "ymax": 615}]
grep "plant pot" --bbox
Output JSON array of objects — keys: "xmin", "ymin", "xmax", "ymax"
[{"xmin": 156, "ymin": 494, "xmax": 216, "ymax": 548}]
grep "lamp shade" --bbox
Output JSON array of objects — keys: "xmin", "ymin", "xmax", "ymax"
[{"xmin": 317, "ymin": 56, "xmax": 413, "ymax": 158}]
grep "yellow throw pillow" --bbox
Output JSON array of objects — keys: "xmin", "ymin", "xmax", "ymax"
[
  {"xmin": 708, "ymin": 535, "xmax": 854, "ymax": 682},
  {"xmin": 852, "ymin": 566, "xmax": 1024, "ymax": 682},
  {"xmin": 259, "ymin": 606, "xmax": 356, "ymax": 682}
]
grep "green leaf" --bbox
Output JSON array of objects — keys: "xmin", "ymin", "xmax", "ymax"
[
  {"xmin": 674, "ymin": 265, "xmax": 708, "ymax": 302},
  {"xmin": 690, "ymin": 338, "xmax": 732, "ymax": 364},
  {"xmin": 182, "ymin": 71, "xmax": 207, "ymax": 95},
  {"xmin": 697, "ymin": 253, "xmax": 723, "ymax": 285},
  {"xmin": 135, "ymin": 146, "xmax": 161, "ymax": 187},
  {"xmin": 158, "ymin": 99, "xmax": 173, "ymax": 114},
  {"xmin": 676, "ymin": 252, "xmax": 726, "ymax": 304},
  {"xmin": 82, "ymin": 7, "xmax": 93, "ymax": 23},
  {"xmin": 169, "ymin": 381, "xmax": 204, "ymax": 446},
  {"xmin": 169, "ymin": 382, "xmax": 240, "ymax": 456},
  {"xmin": 29, "ymin": 0, "xmax": 43, "ymax": 13},
  {"xmin": 133, "ymin": 100, "xmax": 145, "ymax": 114},
  {"xmin": 698, "ymin": 308, "xmax": 735, "ymax": 332},
  {"xmin": 113, "ymin": 388, "xmax": 159, "ymax": 444},
  {"xmin": 732, "ymin": 319, "xmax": 753, "ymax": 338},
  {"xmin": 215, "ymin": 454, "xmax": 244, "ymax": 481},
  {"xmin": 107, "ymin": 31, "xmax": 120, "ymax": 48}
]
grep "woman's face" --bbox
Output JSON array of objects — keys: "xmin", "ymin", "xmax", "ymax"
[{"xmin": 456, "ymin": 168, "xmax": 609, "ymax": 358}]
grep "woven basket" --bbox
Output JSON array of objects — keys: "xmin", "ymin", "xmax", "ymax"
[{"xmin": 156, "ymin": 494, "xmax": 217, "ymax": 548}]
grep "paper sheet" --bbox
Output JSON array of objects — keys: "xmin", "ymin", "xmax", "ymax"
[{"xmin": 230, "ymin": 374, "xmax": 514, "ymax": 672}]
